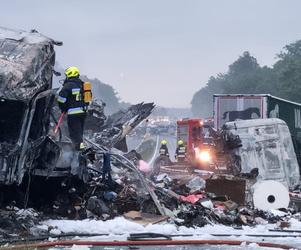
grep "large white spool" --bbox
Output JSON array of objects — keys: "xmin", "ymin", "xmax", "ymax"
[{"xmin": 252, "ymin": 180, "xmax": 290, "ymax": 211}]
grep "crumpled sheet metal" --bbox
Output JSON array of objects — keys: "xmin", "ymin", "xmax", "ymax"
[
  {"xmin": 87, "ymin": 102, "xmax": 155, "ymax": 151},
  {"xmin": 0, "ymin": 26, "xmax": 61, "ymax": 101},
  {"xmin": 85, "ymin": 99, "xmax": 107, "ymax": 131},
  {"xmin": 105, "ymin": 102, "xmax": 155, "ymax": 129}
]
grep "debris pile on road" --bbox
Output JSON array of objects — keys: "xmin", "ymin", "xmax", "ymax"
[
  {"xmin": 151, "ymin": 172, "xmax": 300, "ymax": 227},
  {"xmin": 0, "ymin": 207, "xmax": 42, "ymax": 239},
  {"xmin": 1, "ymin": 100, "xmax": 301, "ymax": 241},
  {"xmin": 2, "ymin": 160, "xmax": 301, "ymax": 240}
]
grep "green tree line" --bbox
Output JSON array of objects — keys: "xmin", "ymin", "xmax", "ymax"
[{"xmin": 191, "ymin": 40, "xmax": 301, "ymax": 117}]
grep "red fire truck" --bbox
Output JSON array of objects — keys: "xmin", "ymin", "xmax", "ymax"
[
  {"xmin": 176, "ymin": 118, "xmax": 214, "ymax": 165},
  {"xmin": 151, "ymin": 118, "xmax": 215, "ymax": 177}
]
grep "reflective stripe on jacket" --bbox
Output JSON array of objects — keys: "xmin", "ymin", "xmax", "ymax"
[
  {"xmin": 67, "ymin": 107, "xmax": 85, "ymax": 115},
  {"xmin": 176, "ymin": 146, "xmax": 186, "ymax": 157}
]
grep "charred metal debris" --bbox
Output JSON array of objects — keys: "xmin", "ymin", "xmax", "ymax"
[{"xmin": 0, "ymin": 27, "xmax": 301, "ymax": 241}]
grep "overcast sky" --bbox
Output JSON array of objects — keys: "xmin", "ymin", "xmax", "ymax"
[{"xmin": 1, "ymin": 0, "xmax": 301, "ymax": 108}]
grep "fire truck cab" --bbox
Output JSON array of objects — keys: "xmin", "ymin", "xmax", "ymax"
[{"xmin": 176, "ymin": 118, "xmax": 214, "ymax": 165}]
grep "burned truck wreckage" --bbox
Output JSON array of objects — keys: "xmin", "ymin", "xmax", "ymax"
[
  {"xmin": 0, "ymin": 27, "xmax": 155, "ymax": 202},
  {"xmin": 1, "ymin": 27, "xmax": 301, "ymax": 245}
]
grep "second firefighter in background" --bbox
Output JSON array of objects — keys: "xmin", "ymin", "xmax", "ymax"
[
  {"xmin": 175, "ymin": 139, "xmax": 186, "ymax": 162},
  {"xmin": 57, "ymin": 66, "xmax": 92, "ymax": 150}
]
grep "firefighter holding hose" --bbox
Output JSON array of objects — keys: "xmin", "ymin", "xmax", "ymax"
[{"xmin": 57, "ymin": 66, "xmax": 92, "ymax": 151}]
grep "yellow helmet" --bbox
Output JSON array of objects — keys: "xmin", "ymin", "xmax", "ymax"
[
  {"xmin": 161, "ymin": 139, "xmax": 167, "ymax": 145},
  {"xmin": 178, "ymin": 139, "xmax": 184, "ymax": 146},
  {"xmin": 65, "ymin": 66, "xmax": 80, "ymax": 78}
]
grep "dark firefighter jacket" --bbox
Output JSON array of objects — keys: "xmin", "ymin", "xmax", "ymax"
[
  {"xmin": 57, "ymin": 77, "xmax": 87, "ymax": 115},
  {"xmin": 175, "ymin": 145, "xmax": 186, "ymax": 159},
  {"xmin": 159, "ymin": 144, "xmax": 169, "ymax": 157}
]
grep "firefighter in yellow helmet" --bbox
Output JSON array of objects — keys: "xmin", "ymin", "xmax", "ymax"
[
  {"xmin": 57, "ymin": 66, "xmax": 90, "ymax": 151},
  {"xmin": 175, "ymin": 139, "xmax": 186, "ymax": 163},
  {"xmin": 159, "ymin": 139, "xmax": 169, "ymax": 157}
]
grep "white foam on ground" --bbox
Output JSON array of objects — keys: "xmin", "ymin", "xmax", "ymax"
[{"xmin": 39, "ymin": 216, "xmax": 301, "ymax": 248}]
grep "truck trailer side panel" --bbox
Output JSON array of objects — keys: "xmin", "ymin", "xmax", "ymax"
[{"xmin": 214, "ymin": 95, "xmax": 266, "ymax": 129}]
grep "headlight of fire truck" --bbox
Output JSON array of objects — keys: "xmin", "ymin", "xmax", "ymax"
[{"xmin": 194, "ymin": 148, "xmax": 211, "ymax": 163}]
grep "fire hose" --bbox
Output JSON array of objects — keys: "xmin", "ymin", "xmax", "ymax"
[
  {"xmin": 2, "ymin": 239, "xmax": 297, "ymax": 249},
  {"xmin": 54, "ymin": 111, "xmax": 65, "ymax": 135},
  {"xmin": 2, "ymin": 232, "xmax": 301, "ymax": 245}
]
